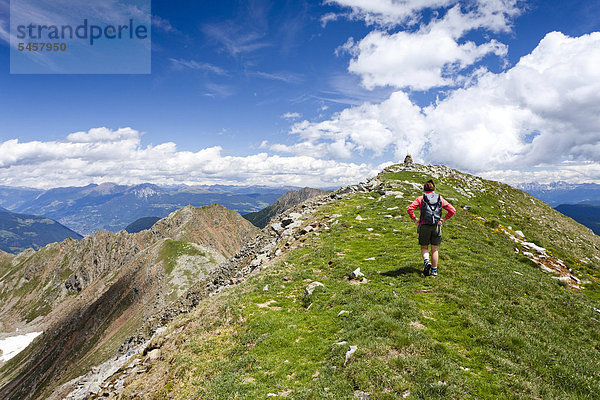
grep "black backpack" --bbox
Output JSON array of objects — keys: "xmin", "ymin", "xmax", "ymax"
[{"xmin": 420, "ymin": 193, "xmax": 442, "ymax": 225}]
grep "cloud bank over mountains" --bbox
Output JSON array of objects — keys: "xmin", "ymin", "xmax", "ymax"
[{"xmin": 0, "ymin": 127, "xmax": 381, "ymax": 189}]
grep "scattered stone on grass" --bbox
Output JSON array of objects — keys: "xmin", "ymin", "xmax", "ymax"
[
  {"xmin": 350, "ymin": 268, "xmax": 364, "ymax": 279},
  {"xmin": 304, "ymin": 281, "xmax": 324, "ymax": 296},
  {"xmin": 354, "ymin": 390, "xmax": 370, "ymax": 399},
  {"xmin": 410, "ymin": 320, "xmax": 425, "ymax": 329},
  {"xmin": 345, "ymin": 345, "xmax": 357, "ymax": 364}
]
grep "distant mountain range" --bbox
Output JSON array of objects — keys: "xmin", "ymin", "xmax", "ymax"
[
  {"xmin": 516, "ymin": 182, "xmax": 600, "ymax": 235},
  {"xmin": 0, "ymin": 211, "xmax": 82, "ymax": 253},
  {"xmin": 0, "ymin": 183, "xmax": 299, "ymax": 235},
  {"xmin": 516, "ymin": 182, "xmax": 600, "ymax": 206},
  {"xmin": 0, "ymin": 186, "xmax": 43, "ymax": 210}
]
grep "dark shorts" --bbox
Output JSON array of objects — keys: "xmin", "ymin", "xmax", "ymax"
[{"xmin": 418, "ymin": 223, "xmax": 442, "ymax": 246}]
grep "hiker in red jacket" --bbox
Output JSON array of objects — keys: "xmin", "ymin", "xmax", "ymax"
[{"xmin": 407, "ymin": 179, "xmax": 456, "ymax": 277}]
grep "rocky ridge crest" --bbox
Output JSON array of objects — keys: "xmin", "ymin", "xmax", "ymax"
[{"xmin": 0, "ymin": 204, "xmax": 258, "ymax": 400}]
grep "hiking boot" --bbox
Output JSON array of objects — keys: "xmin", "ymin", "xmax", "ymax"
[
  {"xmin": 423, "ymin": 260, "xmax": 432, "ymax": 276},
  {"xmin": 430, "ymin": 266, "xmax": 438, "ymax": 277}
]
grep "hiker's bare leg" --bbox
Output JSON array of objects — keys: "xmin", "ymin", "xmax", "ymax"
[
  {"xmin": 431, "ymin": 245, "xmax": 439, "ymax": 268},
  {"xmin": 420, "ymin": 245, "xmax": 429, "ymax": 261}
]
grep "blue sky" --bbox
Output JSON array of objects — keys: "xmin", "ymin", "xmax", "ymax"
[{"xmin": 0, "ymin": 0, "xmax": 599, "ymax": 188}]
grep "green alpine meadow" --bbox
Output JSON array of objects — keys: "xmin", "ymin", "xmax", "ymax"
[{"xmin": 84, "ymin": 163, "xmax": 600, "ymax": 400}]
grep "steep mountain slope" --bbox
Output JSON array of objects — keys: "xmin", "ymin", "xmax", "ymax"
[
  {"xmin": 0, "ymin": 186, "xmax": 43, "ymax": 211},
  {"xmin": 0, "ymin": 211, "xmax": 82, "ymax": 253},
  {"xmin": 124, "ymin": 217, "xmax": 161, "ymax": 233},
  {"xmin": 0, "ymin": 204, "xmax": 260, "ymax": 400},
  {"xmin": 555, "ymin": 204, "xmax": 600, "ymax": 235},
  {"xmin": 92, "ymin": 163, "xmax": 600, "ymax": 399},
  {"xmin": 243, "ymin": 187, "xmax": 328, "ymax": 228},
  {"xmin": 5, "ymin": 183, "xmax": 292, "ymax": 235}
]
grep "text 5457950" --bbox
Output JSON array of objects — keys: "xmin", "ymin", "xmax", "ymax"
[{"xmin": 17, "ymin": 42, "xmax": 67, "ymax": 52}]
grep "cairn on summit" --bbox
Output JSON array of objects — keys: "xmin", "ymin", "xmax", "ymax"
[{"xmin": 403, "ymin": 154, "xmax": 413, "ymax": 165}]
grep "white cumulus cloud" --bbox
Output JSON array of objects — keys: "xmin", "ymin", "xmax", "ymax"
[
  {"xmin": 282, "ymin": 91, "xmax": 425, "ymax": 159},
  {"xmin": 426, "ymin": 31, "xmax": 600, "ymax": 171},
  {"xmin": 340, "ymin": 5, "xmax": 510, "ymax": 91},
  {"xmin": 0, "ymin": 127, "xmax": 382, "ymax": 189},
  {"xmin": 274, "ymin": 31, "xmax": 600, "ymax": 182},
  {"xmin": 346, "ymin": 28, "xmax": 506, "ymax": 90}
]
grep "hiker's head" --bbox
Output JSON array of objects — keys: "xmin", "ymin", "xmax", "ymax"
[{"xmin": 424, "ymin": 180, "xmax": 435, "ymax": 192}]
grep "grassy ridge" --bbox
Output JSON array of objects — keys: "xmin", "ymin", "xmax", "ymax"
[{"xmin": 116, "ymin": 166, "xmax": 600, "ymax": 399}]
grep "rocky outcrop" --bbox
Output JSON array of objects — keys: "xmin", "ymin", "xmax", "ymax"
[
  {"xmin": 502, "ymin": 227, "xmax": 582, "ymax": 289},
  {"xmin": 149, "ymin": 204, "xmax": 258, "ymax": 259}
]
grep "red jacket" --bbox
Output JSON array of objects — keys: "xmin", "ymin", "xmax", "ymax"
[{"xmin": 407, "ymin": 191, "xmax": 456, "ymax": 224}]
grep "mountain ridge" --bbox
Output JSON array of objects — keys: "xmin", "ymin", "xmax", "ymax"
[
  {"xmin": 0, "ymin": 204, "xmax": 260, "ymax": 400},
  {"xmin": 2, "ymin": 163, "xmax": 600, "ymax": 399},
  {"xmin": 47, "ymin": 163, "xmax": 600, "ymax": 399}
]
